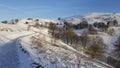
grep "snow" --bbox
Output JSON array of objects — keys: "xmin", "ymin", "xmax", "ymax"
[
  {"xmin": 0, "ymin": 39, "xmax": 20, "ymax": 68},
  {"xmin": 18, "ymin": 29, "xmax": 78, "ymax": 68},
  {"xmin": 17, "ymin": 27, "xmax": 111, "ymax": 68},
  {"xmin": 73, "ymin": 29, "xmax": 88, "ymax": 35},
  {"xmin": 0, "ymin": 18, "xmax": 40, "ymax": 67},
  {"xmin": 0, "ymin": 16, "xmax": 118, "ymax": 68},
  {"xmin": 0, "ymin": 31, "xmax": 35, "ymax": 68},
  {"xmin": 64, "ymin": 13, "xmax": 120, "ymax": 25}
]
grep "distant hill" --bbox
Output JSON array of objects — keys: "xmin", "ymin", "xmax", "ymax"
[{"xmin": 64, "ymin": 13, "xmax": 120, "ymax": 25}]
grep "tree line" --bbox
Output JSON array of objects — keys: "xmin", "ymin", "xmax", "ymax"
[{"xmin": 48, "ymin": 22, "xmax": 106, "ymax": 59}]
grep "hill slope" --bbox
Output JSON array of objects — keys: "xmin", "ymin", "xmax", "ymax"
[{"xmin": 65, "ymin": 13, "xmax": 120, "ymax": 24}]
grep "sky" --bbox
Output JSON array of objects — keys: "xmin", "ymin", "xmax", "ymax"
[{"xmin": 0, "ymin": 0, "xmax": 120, "ymax": 20}]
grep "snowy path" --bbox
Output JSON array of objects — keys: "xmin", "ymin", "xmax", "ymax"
[
  {"xmin": 0, "ymin": 40, "xmax": 20, "ymax": 68},
  {"xmin": 0, "ymin": 32, "xmax": 35, "ymax": 68}
]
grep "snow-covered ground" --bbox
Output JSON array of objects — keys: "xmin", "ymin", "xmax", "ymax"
[
  {"xmin": 0, "ymin": 29, "xmax": 112, "ymax": 68},
  {"xmin": 0, "ymin": 16, "xmax": 119, "ymax": 68},
  {"xmin": 0, "ymin": 19, "xmax": 41, "ymax": 68},
  {"xmin": 0, "ymin": 31, "xmax": 35, "ymax": 68},
  {"xmin": 18, "ymin": 28, "xmax": 114, "ymax": 68},
  {"xmin": 65, "ymin": 13, "xmax": 120, "ymax": 25}
]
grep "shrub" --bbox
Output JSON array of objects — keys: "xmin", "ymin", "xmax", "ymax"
[
  {"xmin": 88, "ymin": 26, "xmax": 97, "ymax": 34},
  {"xmin": 107, "ymin": 28, "xmax": 115, "ymax": 36}
]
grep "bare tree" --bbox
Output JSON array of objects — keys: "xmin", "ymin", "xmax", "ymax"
[
  {"xmin": 79, "ymin": 34, "xmax": 90, "ymax": 48},
  {"xmin": 85, "ymin": 36, "xmax": 106, "ymax": 59},
  {"xmin": 48, "ymin": 23, "xmax": 57, "ymax": 36}
]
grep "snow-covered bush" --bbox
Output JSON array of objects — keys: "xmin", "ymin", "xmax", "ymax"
[{"xmin": 107, "ymin": 28, "xmax": 115, "ymax": 36}]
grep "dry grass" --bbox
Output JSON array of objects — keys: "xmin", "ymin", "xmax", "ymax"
[
  {"xmin": 0, "ymin": 28, "xmax": 13, "ymax": 32},
  {"xmin": 31, "ymin": 36, "xmax": 43, "ymax": 47}
]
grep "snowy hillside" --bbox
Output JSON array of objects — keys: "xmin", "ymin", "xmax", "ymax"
[
  {"xmin": 65, "ymin": 13, "xmax": 120, "ymax": 24},
  {"xmin": 0, "ymin": 18, "xmax": 57, "ymax": 25},
  {"xmin": 0, "ymin": 16, "xmax": 119, "ymax": 68}
]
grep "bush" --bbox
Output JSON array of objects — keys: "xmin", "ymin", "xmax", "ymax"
[
  {"xmin": 76, "ymin": 21, "xmax": 88, "ymax": 29},
  {"xmin": 27, "ymin": 18, "xmax": 33, "ymax": 20},
  {"xmin": 88, "ymin": 26, "xmax": 97, "ymax": 34},
  {"xmin": 31, "ymin": 36, "xmax": 43, "ymax": 47},
  {"xmin": 107, "ymin": 28, "xmax": 115, "ymax": 36}
]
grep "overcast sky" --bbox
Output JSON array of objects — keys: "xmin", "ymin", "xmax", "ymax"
[{"xmin": 0, "ymin": 0, "xmax": 119, "ymax": 20}]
